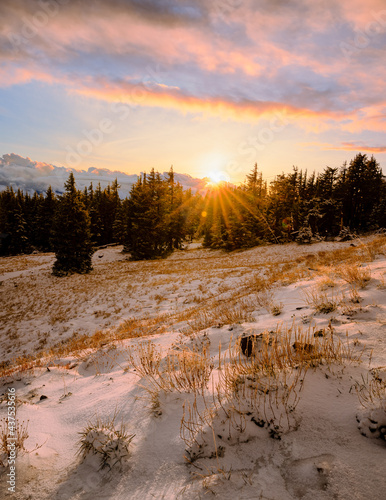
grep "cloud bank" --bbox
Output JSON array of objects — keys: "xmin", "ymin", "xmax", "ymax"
[
  {"xmin": 0, "ymin": 154, "xmax": 207, "ymax": 197},
  {"xmin": 1, "ymin": 0, "xmax": 386, "ymax": 132},
  {"xmin": 1, "ymin": 0, "xmax": 386, "ymax": 175}
]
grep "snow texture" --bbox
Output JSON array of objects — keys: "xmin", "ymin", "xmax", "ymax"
[{"xmin": 0, "ymin": 236, "xmax": 385, "ymax": 499}]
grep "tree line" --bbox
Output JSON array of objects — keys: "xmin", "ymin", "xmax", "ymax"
[
  {"xmin": 202, "ymin": 153, "xmax": 385, "ymax": 250},
  {"xmin": 0, "ymin": 154, "xmax": 384, "ymax": 275}
]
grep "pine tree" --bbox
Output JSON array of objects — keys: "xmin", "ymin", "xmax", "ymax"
[
  {"xmin": 124, "ymin": 176, "xmax": 158, "ymax": 259},
  {"xmin": 51, "ymin": 173, "xmax": 94, "ymax": 276},
  {"xmin": 338, "ymin": 154, "xmax": 383, "ymax": 230},
  {"xmin": 9, "ymin": 201, "xmax": 30, "ymax": 254},
  {"xmin": 112, "ymin": 203, "xmax": 127, "ymax": 244},
  {"xmin": 165, "ymin": 166, "xmax": 186, "ymax": 250},
  {"xmin": 36, "ymin": 186, "xmax": 56, "ymax": 251}
]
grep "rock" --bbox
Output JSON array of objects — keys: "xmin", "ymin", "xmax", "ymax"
[
  {"xmin": 357, "ymin": 408, "xmax": 386, "ymax": 440},
  {"xmin": 39, "ymin": 395, "xmax": 48, "ymax": 401},
  {"xmin": 239, "ymin": 334, "xmax": 262, "ymax": 356},
  {"xmin": 292, "ymin": 341, "xmax": 315, "ymax": 353},
  {"xmin": 251, "ymin": 416, "xmax": 265, "ymax": 427}
]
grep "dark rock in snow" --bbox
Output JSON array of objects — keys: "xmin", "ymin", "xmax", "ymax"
[
  {"xmin": 292, "ymin": 341, "xmax": 315, "ymax": 353},
  {"xmin": 240, "ymin": 334, "xmax": 261, "ymax": 357}
]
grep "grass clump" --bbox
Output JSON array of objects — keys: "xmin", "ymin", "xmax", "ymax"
[
  {"xmin": 303, "ymin": 287, "xmax": 339, "ymax": 314},
  {"xmin": 0, "ymin": 419, "xmax": 30, "ymax": 467},
  {"xmin": 126, "ymin": 341, "xmax": 214, "ymax": 395},
  {"xmin": 180, "ymin": 322, "xmax": 365, "ymax": 464},
  {"xmin": 355, "ymin": 369, "xmax": 386, "ymax": 441},
  {"xmin": 77, "ymin": 414, "xmax": 135, "ymax": 470},
  {"xmin": 337, "ymin": 262, "xmax": 371, "ymax": 289}
]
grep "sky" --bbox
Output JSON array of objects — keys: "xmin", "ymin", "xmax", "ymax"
[{"xmin": 0, "ymin": 0, "xmax": 386, "ymax": 186}]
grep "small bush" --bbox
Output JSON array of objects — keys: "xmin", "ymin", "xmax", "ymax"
[
  {"xmin": 355, "ymin": 370, "xmax": 386, "ymax": 441},
  {"xmin": 296, "ymin": 226, "xmax": 313, "ymax": 245},
  {"xmin": 127, "ymin": 341, "xmax": 213, "ymax": 394},
  {"xmin": 303, "ymin": 287, "xmax": 339, "ymax": 314},
  {"xmin": 0, "ymin": 419, "xmax": 29, "ymax": 467},
  {"xmin": 78, "ymin": 416, "xmax": 134, "ymax": 470},
  {"xmin": 338, "ymin": 226, "xmax": 355, "ymax": 241},
  {"xmin": 337, "ymin": 262, "xmax": 371, "ymax": 289}
]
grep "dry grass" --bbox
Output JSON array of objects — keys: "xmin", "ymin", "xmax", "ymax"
[
  {"xmin": 0, "ymin": 356, "xmax": 45, "ymax": 380},
  {"xmin": 77, "ymin": 412, "xmax": 135, "ymax": 470},
  {"xmin": 245, "ymin": 274, "xmax": 271, "ymax": 293},
  {"xmin": 357, "ymin": 235, "xmax": 386, "ymax": 261},
  {"xmin": 356, "ymin": 369, "xmax": 386, "ymax": 413},
  {"xmin": 182, "ymin": 300, "xmax": 256, "ymax": 334},
  {"xmin": 2, "ymin": 235, "xmax": 384, "ymax": 380},
  {"xmin": 180, "ymin": 323, "xmax": 364, "ymax": 461},
  {"xmin": 126, "ymin": 342, "xmax": 213, "ymax": 395},
  {"xmin": 233, "ymin": 323, "xmax": 363, "ymax": 373},
  {"xmin": 376, "ymin": 273, "xmax": 386, "ymax": 290},
  {"xmin": 0, "ymin": 418, "xmax": 30, "ymax": 467},
  {"xmin": 303, "ymin": 287, "xmax": 339, "ymax": 314},
  {"xmin": 348, "ymin": 287, "xmax": 362, "ymax": 304},
  {"xmin": 0, "ymin": 254, "xmax": 52, "ymax": 275},
  {"xmin": 317, "ymin": 269, "xmax": 336, "ymax": 290},
  {"xmin": 337, "ymin": 262, "xmax": 371, "ymax": 289},
  {"xmin": 355, "ymin": 367, "xmax": 386, "ymax": 440}
]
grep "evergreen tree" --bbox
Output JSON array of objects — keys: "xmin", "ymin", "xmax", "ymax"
[
  {"xmin": 124, "ymin": 174, "xmax": 164, "ymax": 259},
  {"xmin": 184, "ymin": 190, "xmax": 203, "ymax": 242},
  {"xmin": 112, "ymin": 202, "xmax": 127, "ymax": 244},
  {"xmin": 165, "ymin": 166, "xmax": 186, "ymax": 250},
  {"xmin": 35, "ymin": 187, "xmax": 56, "ymax": 251},
  {"xmin": 9, "ymin": 201, "xmax": 30, "ymax": 254},
  {"xmin": 51, "ymin": 173, "xmax": 94, "ymax": 276},
  {"xmin": 0, "ymin": 187, "xmax": 31, "ymax": 254},
  {"xmin": 338, "ymin": 154, "xmax": 383, "ymax": 230}
]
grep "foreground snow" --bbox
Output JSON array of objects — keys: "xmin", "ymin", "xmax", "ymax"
[{"xmin": 0, "ymin": 238, "xmax": 385, "ymax": 499}]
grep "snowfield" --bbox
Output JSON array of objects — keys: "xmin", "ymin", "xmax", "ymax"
[{"xmin": 0, "ymin": 236, "xmax": 385, "ymax": 499}]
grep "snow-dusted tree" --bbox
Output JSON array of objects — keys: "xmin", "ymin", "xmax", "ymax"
[{"xmin": 51, "ymin": 173, "xmax": 94, "ymax": 276}]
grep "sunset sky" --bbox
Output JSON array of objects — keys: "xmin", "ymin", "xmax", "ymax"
[{"xmin": 1, "ymin": 0, "xmax": 386, "ymax": 183}]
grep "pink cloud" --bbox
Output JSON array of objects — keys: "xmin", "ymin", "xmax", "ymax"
[
  {"xmin": 299, "ymin": 141, "xmax": 386, "ymax": 153},
  {"xmin": 0, "ymin": 63, "xmax": 58, "ymax": 87},
  {"xmin": 338, "ymin": 142, "xmax": 386, "ymax": 153},
  {"xmin": 339, "ymin": 0, "xmax": 386, "ymax": 29},
  {"xmin": 1, "ymin": 0, "xmax": 386, "ymax": 140},
  {"xmin": 72, "ymin": 76, "xmax": 348, "ymax": 126}
]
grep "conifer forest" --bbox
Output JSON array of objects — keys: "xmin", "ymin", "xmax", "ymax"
[{"xmin": 1, "ymin": 153, "xmax": 385, "ymax": 275}]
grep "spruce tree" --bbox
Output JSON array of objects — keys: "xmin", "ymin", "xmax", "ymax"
[
  {"xmin": 36, "ymin": 186, "xmax": 56, "ymax": 251},
  {"xmin": 9, "ymin": 201, "xmax": 30, "ymax": 254},
  {"xmin": 51, "ymin": 173, "xmax": 93, "ymax": 276}
]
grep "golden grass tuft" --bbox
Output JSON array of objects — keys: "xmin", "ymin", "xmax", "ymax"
[
  {"xmin": 77, "ymin": 412, "xmax": 135, "ymax": 470},
  {"xmin": 337, "ymin": 262, "xmax": 371, "ymax": 289},
  {"xmin": 181, "ymin": 323, "xmax": 364, "ymax": 458},
  {"xmin": 303, "ymin": 287, "xmax": 339, "ymax": 314},
  {"xmin": 356, "ymin": 369, "xmax": 386, "ymax": 413},
  {"xmin": 0, "ymin": 418, "xmax": 30, "ymax": 467},
  {"xmin": 126, "ymin": 341, "xmax": 213, "ymax": 394}
]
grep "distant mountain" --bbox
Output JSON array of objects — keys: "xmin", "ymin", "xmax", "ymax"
[{"xmin": 0, "ymin": 153, "xmax": 207, "ymax": 198}]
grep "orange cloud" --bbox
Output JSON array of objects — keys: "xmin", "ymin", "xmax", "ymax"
[
  {"xmin": 72, "ymin": 77, "xmax": 351, "ymax": 131},
  {"xmin": 338, "ymin": 142, "xmax": 386, "ymax": 153},
  {"xmin": 2, "ymin": 0, "xmax": 386, "ymax": 142},
  {"xmin": 299, "ymin": 141, "xmax": 386, "ymax": 153}
]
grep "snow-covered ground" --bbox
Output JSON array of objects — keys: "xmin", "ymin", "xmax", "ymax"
[{"xmin": 0, "ymin": 237, "xmax": 385, "ymax": 499}]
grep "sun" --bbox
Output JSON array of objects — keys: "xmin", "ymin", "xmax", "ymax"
[{"xmin": 206, "ymin": 170, "xmax": 227, "ymax": 188}]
